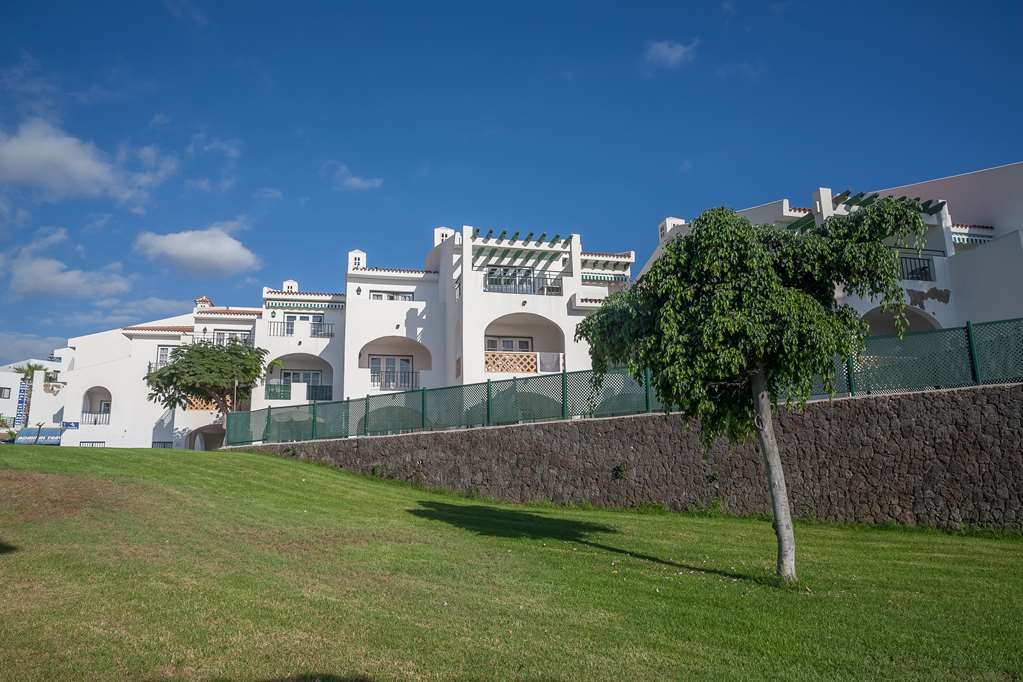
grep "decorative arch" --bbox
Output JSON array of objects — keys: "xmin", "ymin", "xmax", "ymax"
[
  {"xmin": 81, "ymin": 386, "xmax": 112, "ymax": 424},
  {"xmin": 187, "ymin": 423, "xmax": 225, "ymax": 451},
  {"xmin": 358, "ymin": 336, "xmax": 433, "ymax": 370},
  {"xmin": 861, "ymin": 306, "xmax": 941, "ymax": 336}
]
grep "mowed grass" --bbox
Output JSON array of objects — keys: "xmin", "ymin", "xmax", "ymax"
[{"xmin": 0, "ymin": 446, "xmax": 1020, "ymax": 681}]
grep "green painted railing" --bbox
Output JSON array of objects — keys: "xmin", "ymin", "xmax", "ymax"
[
  {"xmin": 227, "ymin": 316, "xmax": 1023, "ymax": 446},
  {"xmin": 264, "ymin": 383, "xmax": 291, "ymax": 400},
  {"xmin": 306, "ymin": 385, "xmax": 333, "ymax": 401}
]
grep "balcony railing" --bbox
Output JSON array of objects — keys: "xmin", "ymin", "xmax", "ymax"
[
  {"xmin": 370, "ymin": 370, "xmax": 420, "ymax": 391},
  {"xmin": 896, "ymin": 248, "xmax": 941, "ymax": 282},
  {"xmin": 265, "ymin": 383, "xmax": 291, "ymax": 400},
  {"xmin": 484, "ymin": 351, "xmax": 563, "ymax": 374},
  {"xmin": 267, "ymin": 321, "xmax": 293, "ymax": 337},
  {"xmin": 81, "ymin": 412, "xmax": 110, "ymax": 425},
  {"xmin": 310, "ymin": 322, "xmax": 334, "ymax": 338},
  {"xmin": 483, "ymin": 273, "xmax": 563, "ymax": 296},
  {"xmin": 148, "ymin": 361, "xmax": 169, "ymax": 373},
  {"xmin": 191, "ymin": 333, "xmax": 254, "ymax": 346},
  {"xmin": 307, "ymin": 384, "xmax": 333, "ymax": 401}
]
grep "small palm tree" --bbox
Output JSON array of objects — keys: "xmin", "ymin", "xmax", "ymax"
[{"xmin": 13, "ymin": 362, "xmax": 46, "ymax": 428}]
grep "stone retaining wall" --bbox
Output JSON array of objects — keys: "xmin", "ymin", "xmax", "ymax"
[{"xmin": 239, "ymin": 384, "xmax": 1023, "ymax": 530}]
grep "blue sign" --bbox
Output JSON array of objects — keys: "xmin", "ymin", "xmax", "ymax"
[
  {"xmin": 61, "ymin": 421, "xmax": 80, "ymax": 430},
  {"xmin": 14, "ymin": 380, "xmax": 28, "ymax": 429}
]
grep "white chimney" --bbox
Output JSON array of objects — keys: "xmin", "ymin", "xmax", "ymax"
[
  {"xmin": 282, "ymin": 279, "xmax": 299, "ymax": 293},
  {"xmin": 658, "ymin": 217, "xmax": 688, "ymax": 242},
  {"xmin": 347, "ymin": 249, "xmax": 367, "ymax": 272},
  {"xmin": 194, "ymin": 295, "xmax": 214, "ymax": 309}
]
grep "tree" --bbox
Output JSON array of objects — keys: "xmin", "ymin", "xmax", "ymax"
[
  {"xmin": 576, "ymin": 198, "xmax": 926, "ymax": 582},
  {"xmin": 144, "ymin": 341, "xmax": 273, "ymax": 419}
]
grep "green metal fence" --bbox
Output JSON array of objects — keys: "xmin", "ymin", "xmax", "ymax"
[{"xmin": 225, "ymin": 317, "xmax": 1023, "ymax": 446}]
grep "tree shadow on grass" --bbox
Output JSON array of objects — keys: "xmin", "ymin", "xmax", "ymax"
[
  {"xmin": 408, "ymin": 501, "xmax": 771, "ymax": 585},
  {"xmin": 0, "ymin": 539, "xmax": 17, "ymax": 555}
]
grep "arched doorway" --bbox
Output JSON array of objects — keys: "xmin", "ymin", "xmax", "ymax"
[
  {"xmin": 484, "ymin": 312, "xmax": 565, "ymax": 374},
  {"xmin": 358, "ymin": 336, "xmax": 433, "ymax": 390},
  {"xmin": 81, "ymin": 386, "xmax": 112, "ymax": 425},
  {"xmin": 188, "ymin": 423, "xmax": 225, "ymax": 451},
  {"xmin": 265, "ymin": 353, "xmax": 335, "ymax": 402},
  {"xmin": 862, "ymin": 306, "xmax": 941, "ymax": 336}
]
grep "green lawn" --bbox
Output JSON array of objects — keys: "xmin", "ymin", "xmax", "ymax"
[{"xmin": 0, "ymin": 445, "xmax": 1020, "ymax": 681}]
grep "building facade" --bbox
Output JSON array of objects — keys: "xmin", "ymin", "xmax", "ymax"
[
  {"xmin": 37, "ymin": 225, "xmax": 633, "ymax": 449},
  {"xmin": 641, "ymin": 161, "xmax": 1023, "ymax": 335}
]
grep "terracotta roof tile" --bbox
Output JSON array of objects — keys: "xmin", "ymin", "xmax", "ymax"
[
  {"xmin": 122, "ymin": 325, "xmax": 194, "ymax": 333},
  {"xmin": 353, "ymin": 267, "xmax": 439, "ymax": 274},
  {"xmin": 580, "ymin": 251, "xmax": 633, "ymax": 259},
  {"xmin": 195, "ymin": 308, "xmax": 263, "ymax": 316},
  {"xmin": 264, "ymin": 289, "xmax": 346, "ymax": 297}
]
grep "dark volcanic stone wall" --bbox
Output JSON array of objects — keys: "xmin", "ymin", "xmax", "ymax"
[{"xmin": 241, "ymin": 384, "xmax": 1023, "ymax": 530}]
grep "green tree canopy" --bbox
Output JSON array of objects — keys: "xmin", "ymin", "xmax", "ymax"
[
  {"xmin": 145, "ymin": 342, "xmax": 272, "ymax": 419},
  {"xmin": 576, "ymin": 198, "xmax": 926, "ymax": 581},
  {"xmin": 13, "ymin": 362, "xmax": 47, "ymax": 384}
]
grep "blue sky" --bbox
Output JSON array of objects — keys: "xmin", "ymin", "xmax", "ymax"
[{"xmin": 1, "ymin": 0, "xmax": 1021, "ymax": 363}]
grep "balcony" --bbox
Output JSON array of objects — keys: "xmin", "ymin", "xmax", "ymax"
[
  {"xmin": 370, "ymin": 370, "xmax": 420, "ymax": 391},
  {"xmin": 310, "ymin": 322, "xmax": 334, "ymax": 338},
  {"xmin": 306, "ymin": 384, "xmax": 333, "ymax": 401},
  {"xmin": 483, "ymin": 273, "xmax": 563, "ymax": 296},
  {"xmin": 265, "ymin": 383, "xmax": 292, "ymax": 400},
  {"xmin": 896, "ymin": 248, "xmax": 943, "ymax": 282},
  {"xmin": 191, "ymin": 333, "xmax": 254, "ymax": 346},
  {"xmin": 81, "ymin": 412, "xmax": 110, "ymax": 425},
  {"xmin": 485, "ymin": 351, "xmax": 563, "ymax": 374},
  {"xmin": 267, "ymin": 321, "xmax": 334, "ymax": 338}
]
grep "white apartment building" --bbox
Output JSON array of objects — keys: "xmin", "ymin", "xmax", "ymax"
[
  {"xmin": 641, "ymin": 161, "xmax": 1023, "ymax": 335},
  {"xmin": 35, "ymin": 225, "xmax": 633, "ymax": 449}
]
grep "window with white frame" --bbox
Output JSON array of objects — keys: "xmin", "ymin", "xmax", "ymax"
[
  {"xmin": 0, "ymin": 387, "xmax": 10, "ymax": 399},
  {"xmin": 280, "ymin": 369, "xmax": 321, "ymax": 385},
  {"xmin": 155, "ymin": 345, "xmax": 175, "ymax": 368},
  {"xmin": 369, "ymin": 291, "xmax": 413, "ymax": 301},
  {"xmin": 485, "ymin": 336, "xmax": 532, "ymax": 352},
  {"xmin": 369, "ymin": 355, "xmax": 414, "ymax": 388},
  {"xmin": 213, "ymin": 329, "xmax": 250, "ymax": 344},
  {"xmin": 80, "ymin": 441, "xmax": 105, "ymax": 447}
]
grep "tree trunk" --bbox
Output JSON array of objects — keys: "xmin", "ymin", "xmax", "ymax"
[{"xmin": 751, "ymin": 368, "xmax": 797, "ymax": 582}]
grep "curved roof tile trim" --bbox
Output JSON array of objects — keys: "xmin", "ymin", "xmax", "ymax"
[{"xmin": 352, "ymin": 266, "xmax": 439, "ymax": 274}]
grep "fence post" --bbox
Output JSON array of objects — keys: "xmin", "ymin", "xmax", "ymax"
[
  {"xmin": 561, "ymin": 370, "xmax": 568, "ymax": 420},
  {"xmin": 342, "ymin": 399, "xmax": 349, "ymax": 439},
  {"xmin": 420, "ymin": 387, "xmax": 427, "ymax": 431},
  {"xmin": 363, "ymin": 394, "xmax": 369, "ymax": 436},
  {"xmin": 310, "ymin": 400, "xmax": 317, "ymax": 440},
  {"xmin": 966, "ymin": 321, "xmax": 982, "ymax": 384},
  {"xmin": 644, "ymin": 367, "xmax": 652, "ymax": 412},
  {"xmin": 263, "ymin": 405, "xmax": 272, "ymax": 442},
  {"xmin": 486, "ymin": 379, "xmax": 492, "ymax": 426},
  {"xmin": 845, "ymin": 356, "xmax": 857, "ymax": 396}
]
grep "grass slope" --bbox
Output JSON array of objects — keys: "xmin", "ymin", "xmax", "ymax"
[{"xmin": 0, "ymin": 445, "xmax": 1020, "ymax": 681}]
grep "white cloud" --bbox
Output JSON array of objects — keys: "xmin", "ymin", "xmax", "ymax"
[
  {"xmin": 0, "ymin": 118, "xmax": 118, "ymax": 197},
  {"xmin": 148, "ymin": 112, "xmax": 171, "ymax": 128},
  {"xmin": 326, "ymin": 161, "xmax": 383, "ymax": 191},
  {"xmin": 187, "ymin": 132, "xmax": 241, "ymax": 159},
  {"xmin": 164, "ymin": 0, "xmax": 208, "ymax": 28},
  {"xmin": 0, "ymin": 53, "xmax": 59, "ymax": 120},
  {"xmin": 0, "ymin": 118, "xmax": 177, "ymax": 212},
  {"xmin": 716, "ymin": 60, "xmax": 766, "ymax": 80},
  {"xmin": 185, "ymin": 132, "xmax": 240, "ymax": 193},
  {"xmin": 645, "ymin": 39, "xmax": 699, "ymax": 69},
  {"xmin": 83, "ymin": 213, "xmax": 112, "ymax": 232},
  {"xmin": 254, "ymin": 187, "xmax": 283, "ymax": 200},
  {"xmin": 0, "ymin": 332, "xmax": 65, "ymax": 365},
  {"xmin": 9, "ymin": 257, "xmax": 131, "ymax": 298},
  {"xmin": 135, "ymin": 222, "xmax": 260, "ymax": 275},
  {"xmin": 21, "ymin": 227, "xmax": 69, "ymax": 256}
]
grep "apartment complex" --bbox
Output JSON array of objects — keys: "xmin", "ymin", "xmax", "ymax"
[
  {"xmin": 37, "ymin": 225, "xmax": 633, "ymax": 449},
  {"xmin": 641, "ymin": 161, "xmax": 1023, "ymax": 335}
]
